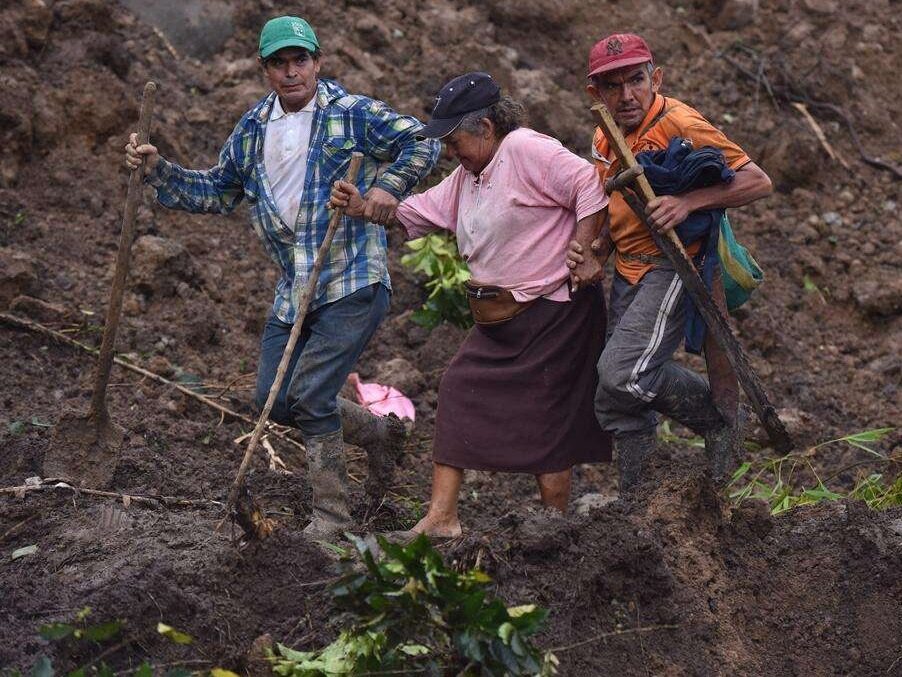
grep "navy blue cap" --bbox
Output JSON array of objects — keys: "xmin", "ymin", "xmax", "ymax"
[{"xmin": 418, "ymin": 72, "xmax": 501, "ymax": 139}]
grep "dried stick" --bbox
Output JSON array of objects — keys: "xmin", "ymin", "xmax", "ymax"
[
  {"xmin": 0, "ymin": 480, "xmax": 222, "ymax": 507},
  {"xmin": 0, "ymin": 311, "xmax": 306, "ymax": 454},
  {"xmin": 550, "ymin": 623, "xmax": 682, "ymax": 653},
  {"xmin": 791, "ymin": 102, "xmax": 849, "ymax": 169}
]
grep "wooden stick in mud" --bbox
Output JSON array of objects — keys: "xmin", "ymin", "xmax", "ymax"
[
  {"xmin": 591, "ymin": 103, "xmax": 793, "ymax": 452},
  {"xmin": 223, "ymin": 152, "xmax": 365, "ymax": 531}
]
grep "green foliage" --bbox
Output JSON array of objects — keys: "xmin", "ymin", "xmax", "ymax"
[
  {"xmin": 269, "ymin": 534, "xmax": 556, "ymax": 676},
  {"xmin": 401, "ymin": 233, "xmax": 473, "ymax": 330},
  {"xmin": 728, "ymin": 427, "xmax": 900, "ymax": 514}
]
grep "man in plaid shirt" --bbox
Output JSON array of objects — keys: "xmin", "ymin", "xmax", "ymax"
[{"xmin": 126, "ymin": 16, "xmax": 440, "ymax": 539}]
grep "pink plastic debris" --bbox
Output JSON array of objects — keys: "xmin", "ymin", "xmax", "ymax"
[{"xmin": 347, "ymin": 372, "xmax": 416, "ymax": 421}]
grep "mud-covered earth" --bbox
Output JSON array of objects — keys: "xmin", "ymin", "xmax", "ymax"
[{"xmin": 1, "ymin": 0, "xmax": 900, "ymax": 674}]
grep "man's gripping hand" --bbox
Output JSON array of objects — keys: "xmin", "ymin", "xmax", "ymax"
[
  {"xmin": 361, "ymin": 187, "xmax": 399, "ymax": 225},
  {"xmin": 329, "ymin": 180, "xmax": 366, "ymax": 217},
  {"xmin": 124, "ymin": 132, "xmax": 160, "ymax": 176},
  {"xmin": 645, "ymin": 195, "xmax": 691, "ymax": 233},
  {"xmin": 566, "ymin": 239, "xmax": 605, "ymax": 292}
]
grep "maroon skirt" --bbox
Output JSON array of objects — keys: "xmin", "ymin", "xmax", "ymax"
[{"xmin": 433, "ymin": 286, "xmax": 612, "ymax": 473}]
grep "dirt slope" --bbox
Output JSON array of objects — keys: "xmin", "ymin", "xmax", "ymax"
[{"xmin": 1, "ymin": 0, "xmax": 900, "ymax": 674}]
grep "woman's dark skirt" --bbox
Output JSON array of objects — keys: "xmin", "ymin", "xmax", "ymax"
[{"xmin": 433, "ymin": 286, "xmax": 612, "ymax": 473}]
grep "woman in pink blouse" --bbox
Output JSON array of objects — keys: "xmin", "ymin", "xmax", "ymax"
[{"xmin": 330, "ymin": 73, "xmax": 611, "ymax": 538}]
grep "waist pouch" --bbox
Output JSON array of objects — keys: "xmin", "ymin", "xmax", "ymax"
[{"xmin": 464, "ymin": 280, "xmax": 535, "ymax": 325}]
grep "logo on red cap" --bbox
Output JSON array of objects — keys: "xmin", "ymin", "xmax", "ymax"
[{"xmin": 588, "ymin": 33, "xmax": 654, "ymax": 79}]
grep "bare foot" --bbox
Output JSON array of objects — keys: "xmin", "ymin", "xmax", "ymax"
[{"xmin": 411, "ymin": 514, "xmax": 462, "ymax": 539}]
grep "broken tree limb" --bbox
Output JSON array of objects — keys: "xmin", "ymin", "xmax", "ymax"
[
  {"xmin": 591, "ymin": 103, "xmax": 794, "ymax": 453},
  {"xmin": 0, "ymin": 311, "xmax": 306, "ymax": 454},
  {"xmin": 791, "ymin": 102, "xmax": 850, "ymax": 169}
]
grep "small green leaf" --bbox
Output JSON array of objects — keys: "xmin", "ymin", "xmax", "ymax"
[
  {"xmin": 157, "ymin": 623, "xmax": 193, "ymax": 645},
  {"xmin": 81, "ymin": 621, "xmax": 121, "ymax": 643},
  {"xmin": 30, "ymin": 656, "xmax": 52, "ymax": 677},
  {"xmin": 38, "ymin": 623, "xmax": 74, "ymax": 641},
  {"xmin": 134, "ymin": 664, "xmax": 153, "ymax": 677},
  {"xmin": 399, "ymin": 644, "xmax": 430, "ymax": 656},
  {"xmin": 506, "ymin": 604, "xmax": 535, "ymax": 618},
  {"xmin": 210, "ymin": 669, "xmax": 241, "ymax": 677},
  {"xmin": 8, "ymin": 421, "xmax": 26, "ymax": 436}
]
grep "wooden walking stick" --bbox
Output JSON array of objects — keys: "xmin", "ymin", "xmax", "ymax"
[
  {"xmin": 591, "ymin": 103, "xmax": 793, "ymax": 453},
  {"xmin": 224, "ymin": 152, "xmax": 365, "ymax": 539},
  {"xmin": 45, "ymin": 82, "xmax": 158, "ymax": 487}
]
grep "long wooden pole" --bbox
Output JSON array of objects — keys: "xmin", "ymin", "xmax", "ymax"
[
  {"xmin": 591, "ymin": 103, "xmax": 793, "ymax": 452},
  {"xmin": 224, "ymin": 152, "xmax": 365, "ymax": 516},
  {"xmin": 90, "ymin": 81, "xmax": 157, "ymax": 418}
]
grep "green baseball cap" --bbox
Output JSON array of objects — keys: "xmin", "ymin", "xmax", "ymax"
[{"xmin": 259, "ymin": 16, "xmax": 319, "ymax": 59}]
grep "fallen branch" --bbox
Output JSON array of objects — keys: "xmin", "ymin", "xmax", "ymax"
[
  {"xmin": 0, "ymin": 479, "xmax": 222, "ymax": 508},
  {"xmin": 791, "ymin": 102, "xmax": 849, "ymax": 169},
  {"xmin": 0, "ymin": 312, "xmax": 306, "ymax": 455},
  {"xmin": 550, "ymin": 623, "xmax": 682, "ymax": 653}
]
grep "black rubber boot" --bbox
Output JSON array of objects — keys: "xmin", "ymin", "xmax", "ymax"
[
  {"xmin": 650, "ymin": 363, "xmax": 741, "ymax": 484},
  {"xmin": 650, "ymin": 363, "xmax": 724, "ymax": 435},
  {"xmin": 615, "ymin": 428, "xmax": 658, "ymax": 498},
  {"xmin": 338, "ymin": 398, "xmax": 407, "ymax": 500}
]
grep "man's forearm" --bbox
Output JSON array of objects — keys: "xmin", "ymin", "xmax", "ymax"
[{"xmin": 684, "ymin": 162, "xmax": 773, "ymax": 212}]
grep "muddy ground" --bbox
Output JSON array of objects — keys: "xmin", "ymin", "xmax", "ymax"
[{"xmin": 1, "ymin": 0, "xmax": 900, "ymax": 674}]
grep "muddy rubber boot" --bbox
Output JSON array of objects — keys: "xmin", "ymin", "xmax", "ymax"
[
  {"xmin": 338, "ymin": 398, "xmax": 407, "ymax": 500},
  {"xmin": 651, "ymin": 364, "xmax": 725, "ymax": 435},
  {"xmin": 650, "ymin": 364, "xmax": 740, "ymax": 485},
  {"xmin": 616, "ymin": 428, "xmax": 658, "ymax": 499},
  {"xmin": 303, "ymin": 430, "xmax": 354, "ymax": 540}
]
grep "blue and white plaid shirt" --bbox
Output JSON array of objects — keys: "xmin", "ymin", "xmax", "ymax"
[{"xmin": 148, "ymin": 79, "xmax": 441, "ymax": 322}]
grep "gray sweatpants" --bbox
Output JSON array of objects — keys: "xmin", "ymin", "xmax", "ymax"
[{"xmin": 595, "ymin": 267, "xmax": 707, "ymax": 434}]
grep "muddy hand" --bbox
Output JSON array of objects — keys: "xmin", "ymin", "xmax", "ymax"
[
  {"xmin": 361, "ymin": 186, "xmax": 399, "ymax": 225},
  {"xmin": 566, "ymin": 240, "xmax": 604, "ymax": 292},
  {"xmin": 124, "ymin": 132, "xmax": 160, "ymax": 176},
  {"xmin": 328, "ymin": 179, "xmax": 366, "ymax": 217}
]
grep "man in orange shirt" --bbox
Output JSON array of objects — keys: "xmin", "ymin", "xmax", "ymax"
[{"xmin": 568, "ymin": 33, "xmax": 773, "ymax": 497}]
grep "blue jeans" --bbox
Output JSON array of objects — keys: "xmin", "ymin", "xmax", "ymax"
[{"xmin": 255, "ymin": 283, "xmax": 390, "ymax": 438}]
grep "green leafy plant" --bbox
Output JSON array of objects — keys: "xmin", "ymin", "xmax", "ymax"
[
  {"xmin": 401, "ymin": 233, "xmax": 473, "ymax": 329},
  {"xmin": 269, "ymin": 534, "xmax": 557, "ymax": 676},
  {"xmin": 728, "ymin": 427, "xmax": 899, "ymax": 514}
]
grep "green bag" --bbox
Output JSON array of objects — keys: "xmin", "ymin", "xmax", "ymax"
[{"xmin": 718, "ymin": 213, "xmax": 764, "ymax": 312}]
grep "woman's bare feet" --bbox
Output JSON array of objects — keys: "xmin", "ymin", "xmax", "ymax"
[{"xmin": 411, "ymin": 512, "xmax": 462, "ymax": 539}]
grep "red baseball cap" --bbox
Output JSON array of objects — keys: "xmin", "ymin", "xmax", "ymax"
[{"xmin": 587, "ymin": 34, "xmax": 654, "ymax": 78}]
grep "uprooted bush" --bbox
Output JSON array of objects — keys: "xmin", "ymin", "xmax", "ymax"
[
  {"xmin": 268, "ymin": 534, "xmax": 558, "ymax": 676},
  {"xmin": 400, "ymin": 233, "xmax": 472, "ymax": 330}
]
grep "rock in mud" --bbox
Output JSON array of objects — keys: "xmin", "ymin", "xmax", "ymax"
[
  {"xmin": 0, "ymin": 248, "xmax": 39, "ymax": 308},
  {"xmin": 852, "ymin": 267, "xmax": 902, "ymax": 317},
  {"xmin": 374, "ymin": 357, "xmax": 426, "ymax": 396},
  {"xmin": 8, "ymin": 296, "xmax": 73, "ymax": 323},
  {"xmin": 130, "ymin": 235, "xmax": 196, "ymax": 297}
]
